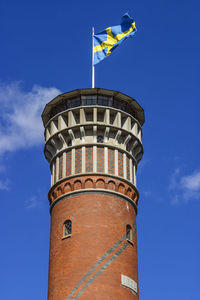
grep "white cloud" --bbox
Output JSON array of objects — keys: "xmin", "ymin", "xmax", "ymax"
[
  {"xmin": 181, "ymin": 172, "xmax": 200, "ymax": 191},
  {"xmin": 25, "ymin": 196, "xmax": 40, "ymax": 210},
  {"xmin": 0, "ymin": 178, "xmax": 10, "ymax": 191},
  {"xmin": 0, "ymin": 81, "xmax": 61, "ymax": 155},
  {"xmin": 142, "ymin": 190, "xmax": 152, "ymax": 197},
  {"xmin": 169, "ymin": 169, "xmax": 200, "ymax": 205},
  {"xmin": 168, "ymin": 168, "xmax": 180, "ymax": 190}
]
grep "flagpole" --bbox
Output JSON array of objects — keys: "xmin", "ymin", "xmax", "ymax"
[{"xmin": 92, "ymin": 27, "xmax": 95, "ymax": 88}]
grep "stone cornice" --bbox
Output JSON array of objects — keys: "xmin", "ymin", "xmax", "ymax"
[{"xmin": 48, "ymin": 175, "xmax": 139, "ymax": 214}]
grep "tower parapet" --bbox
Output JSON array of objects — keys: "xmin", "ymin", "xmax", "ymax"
[{"xmin": 42, "ymin": 88, "xmax": 144, "ymax": 299}]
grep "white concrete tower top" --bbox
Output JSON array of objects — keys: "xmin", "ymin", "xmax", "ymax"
[{"xmin": 42, "ymin": 88, "xmax": 145, "ymax": 200}]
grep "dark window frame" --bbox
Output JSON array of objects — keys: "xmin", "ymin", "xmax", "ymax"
[
  {"xmin": 62, "ymin": 219, "xmax": 72, "ymax": 239},
  {"xmin": 48, "ymin": 95, "xmax": 138, "ymax": 122},
  {"xmin": 126, "ymin": 224, "xmax": 133, "ymax": 244}
]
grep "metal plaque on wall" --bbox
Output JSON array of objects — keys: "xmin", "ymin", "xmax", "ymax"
[{"xmin": 121, "ymin": 274, "xmax": 137, "ymax": 293}]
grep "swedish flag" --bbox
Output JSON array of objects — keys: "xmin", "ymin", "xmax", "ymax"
[{"xmin": 93, "ymin": 13, "xmax": 137, "ymax": 65}]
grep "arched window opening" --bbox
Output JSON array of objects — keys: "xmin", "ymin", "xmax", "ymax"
[
  {"xmin": 63, "ymin": 219, "xmax": 72, "ymax": 239},
  {"xmin": 126, "ymin": 224, "xmax": 133, "ymax": 244}
]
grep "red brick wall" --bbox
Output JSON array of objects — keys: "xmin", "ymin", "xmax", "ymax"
[
  {"xmin": 48, "ymin": 180, "xmax": 139, "ymax": 300},
  {"xmin": 49, "ymin": 175, "xmax": 138, "ymax": 206},
  {"xmin": 59, "ymin": 154, "xmax": 63, "ymax": 180},
  {"xmin": 97, "ymin": 147, "xmax": 104, "ymax": 173}
]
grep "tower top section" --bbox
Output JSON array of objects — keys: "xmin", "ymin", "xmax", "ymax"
[{"xmin": 42, "ymin": 88, "xmax": 145, "ymax": 127}]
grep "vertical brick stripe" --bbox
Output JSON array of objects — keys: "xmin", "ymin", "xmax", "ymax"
[
  {"xmin": 66, "ymin": 151, "xmax": 72, "ymax": 176},
  {"xmin": 126, "ymin": 157, "xmax": 130, "ymax": 180},
  {"xmin": 132, "ymin": 163, "xmax": 135, "ymax": 184},
  {"xmin": 59, "ymin": 154, "xmax": 63, "ymax": 179},
  {"xmin": 108, "ymin": 148, "xmax": 115, "ymax": 174},
  {"xmin": 75, "ymin": 148, "xmax": 82, "ymax": 174},
  {"xmin": 97, "ymin": 147, "xmax": 104, "ymax": 172},
  {"xmin": 54, "ymin": 161, "xmax": 56, "ymax": 184},
  {"xmin": 86, "ymin": 147, "xmax": 93, "ymax": 172},
  {"xmin": 118, "ymin": 151, "xmax": 124, "ymax": 177}
]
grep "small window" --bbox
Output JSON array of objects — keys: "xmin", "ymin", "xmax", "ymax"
[
  {"xmin": 97, "ymin": 135, "xmax": 103, "ymax": 143},
  {"xmin": 120, "ymin": 102, "xmax": 127, "ymax": 111},
  {"xmin": 63, "ymin": 220, "xmax": 72, "ymax": 239},
  {"xmin": 113, "ymin": 99, "xmax": 119, "ymax": 109},
  {"xmin": 82, "ymin": 95, "xmax": 97, "ymax": 106},
  {"xmin": 69, "ymin": 97, "xmax": 81, "ymax": 108},
  {"xmin": 126, "ymin": 225, "xmax": 133, "ymax": 244},
  {"xmin": 98, "ymin": 95, "xmax": 113, "ymax": 107}
]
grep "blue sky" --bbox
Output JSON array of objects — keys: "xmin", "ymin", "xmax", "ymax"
[{"xmin": 0, "ymin": 0, "xmax": 199, "ymax": 299}]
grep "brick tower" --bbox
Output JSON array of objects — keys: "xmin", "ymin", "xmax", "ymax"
[{"xmin": 42, "ymin": 88, "xmax": 144, "ymax": 300}]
